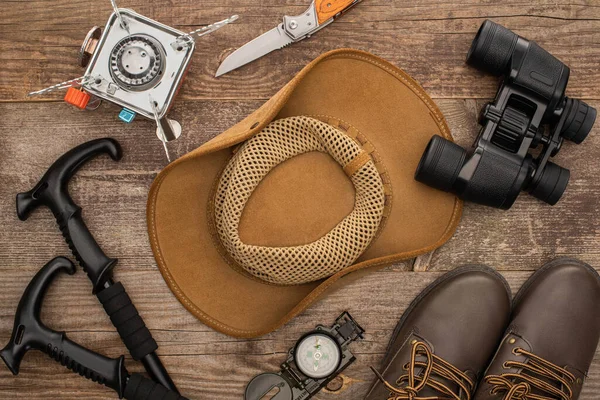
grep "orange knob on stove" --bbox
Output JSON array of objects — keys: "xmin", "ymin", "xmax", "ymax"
[{"xmin": 64, "ymin": 87, "xmax": 91, "ymax": 110}]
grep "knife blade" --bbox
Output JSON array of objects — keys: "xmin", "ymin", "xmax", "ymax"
[
  {"xmin": 216, "ymin": 23, "xmax": 293, "ymax": 77},
  {"xmin": 216, "ymin": 0, "xmax": 361, "ymax": 77}
]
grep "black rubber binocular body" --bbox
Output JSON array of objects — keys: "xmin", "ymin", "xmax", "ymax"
[{"xmin": 415, "ymin": 20, "xmax": 596, "ymax": 209}]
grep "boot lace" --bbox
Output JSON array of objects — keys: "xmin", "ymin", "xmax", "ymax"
[
  {"xmin": 371, "ymin": 340, "xmax": 475, "ymax": 400},
  {"xmin": 484, "ymin": 347, "xmax": 576, "ymax": 400}
]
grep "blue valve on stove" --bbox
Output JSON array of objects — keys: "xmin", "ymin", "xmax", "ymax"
[{"xmin": 118, "ymin": 108, "xmax": 136, "ymax": 123}]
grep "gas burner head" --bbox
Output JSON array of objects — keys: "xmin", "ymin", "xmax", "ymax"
[
  {"xmin": 110, "ymin": 34, "xmax": 165, "ymax": 91},
  {"xmin": 28, "ymin": 2, "xmax": 239, "ymax": 162}
]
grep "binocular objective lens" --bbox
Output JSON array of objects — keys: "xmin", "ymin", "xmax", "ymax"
[
  {"xmin": 415, "ymin": 135, "xmax": 467, "ymax": 193},
  {"xmin": 466, "ymin": 20, "xmax": 518, "ymax": 76}
]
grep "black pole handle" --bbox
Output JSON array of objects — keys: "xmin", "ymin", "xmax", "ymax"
[
  {"xmin": 98, "ymin": 282, "xmax": 159, "ymax": 361},
  {"xmin": 60, "ymin": 207, "xmax": 118, "ymax": 293},
  {"xmin": 44, "ymin": 331, "xmax": 127, "ymax": 397},
  {"xmin": 15, "ymin": 139, "xmax": 178, "ymax": 393},
  {"xmin": 0, "ymin": 257, "xmax": 127, "ymax": 397},
  {"xmin": 16, "ymin": 138, "xmax": 122, "ymax": 293},
  {"xmin": 125, "ymin": 374, "xmax": 190, "ymax": 400}
]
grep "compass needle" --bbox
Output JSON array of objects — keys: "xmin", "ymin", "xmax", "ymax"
[{"xmin": 296, "ymin": 334, "xmax": 340, "ymax": 379}]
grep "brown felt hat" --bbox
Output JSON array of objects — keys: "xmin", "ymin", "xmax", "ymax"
[{"xmin": 147, "ymin": 49, "xmax": 462, "ymax": 338}]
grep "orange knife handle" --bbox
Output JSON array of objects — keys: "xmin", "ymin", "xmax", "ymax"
[{"xmin": 315, "ymin": 0, "xmax": 357, "ymax": 24}]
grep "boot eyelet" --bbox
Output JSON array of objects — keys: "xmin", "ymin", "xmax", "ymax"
[
  {"xmin": 512, "ymin": 347, "xmax": 522, "ymax": 355},
  {"xmin": 502, "ymin": 361, "xmax": 510, "ymax": 369}
]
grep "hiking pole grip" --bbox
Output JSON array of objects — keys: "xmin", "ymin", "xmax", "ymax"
[
  {"xmin": 59, "ymin": 206, "xmax": 119, "ymax": 293},
  {"xmin": 96, "ymin": 282, "xmax": 179, "ymax": 392},
  {"xmin": 15, "ymin": 138, "xmax": 178, "ymax": 394},
  {"xmin": 0, "ymin": 256, "xmax": 126, "ymax": 397},
  {"xmin": 15, "ymin": 138, "xmax": 122, "ymax": 293},
  {"xmin": 125, "ymin": 374, "xmax": 190, "ymax": 400},
  {"xmin": 97, "ymin": 282, "xmax": 159, "ymax": 361},
  {"xmin": 44, "ymin": 332, "xmax": 127, "ymax": 397}
]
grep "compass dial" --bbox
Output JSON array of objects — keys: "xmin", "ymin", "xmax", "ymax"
[{"xmin": 294, "ymin": 333, "xmax": 342, "ymax": 379}]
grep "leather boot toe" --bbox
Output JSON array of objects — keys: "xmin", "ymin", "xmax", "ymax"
[
  {"xmin": 474, "ymin": 258, "xmax": 600, "ymax": 400},
  {"xmin": 365, "ymin": 265, "xmax": 511, "ymax": 400}
]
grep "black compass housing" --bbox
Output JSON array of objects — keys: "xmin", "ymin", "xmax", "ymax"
[
  {"xmin": 244, "ymin": 312, "xmax": 364, "ymax": 400},
  {"xmin": 415, "ymin": 20, "xmax": 596, "ymax": 209}
]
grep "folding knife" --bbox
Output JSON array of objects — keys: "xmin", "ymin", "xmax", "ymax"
[{"xmin": 215, "ymin": 0, "xmax": 362, "ymax": 77}]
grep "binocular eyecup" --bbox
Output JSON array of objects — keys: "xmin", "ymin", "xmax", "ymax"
[
  {"xmin": 561, "ymin": 98, "xmax": 597, "ymax": 144},
  {"xmin": 528, "ymin": 159, "xmax": 570, "ymax": 206}
]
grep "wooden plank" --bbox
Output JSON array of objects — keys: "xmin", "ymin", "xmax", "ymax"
[
  {"xmin": 0, "ymin": 270, "xmax": 598, "ymax": 399},
  {"xmin": 430, "ymin": 99, "xmax": 600, "ymax": 272},
  {"xmin": 1, "ymin": 0, "xmax": 600, "ymax": 101}
]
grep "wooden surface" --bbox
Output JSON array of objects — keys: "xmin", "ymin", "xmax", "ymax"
[{"xmin": 1, "ymin": 1, "xmax": 599, "ymax": 399}]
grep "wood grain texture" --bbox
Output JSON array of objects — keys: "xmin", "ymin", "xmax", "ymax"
[
  {"xmin": 315, "ymin": 0, "xmax": 356, "ymax": 24},
  {"xmin": 1, "ymin": 0, "xmax": 600, "ymax": 399},
  {"xmin": 1, "ymin": 1, "xmax": 600, "ymax": 102}
]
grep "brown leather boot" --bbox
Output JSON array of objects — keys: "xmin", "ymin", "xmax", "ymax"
[
  {"xmin": 474, "ymin": 258, "xmax": 600, "ymax": 400},
  {"xmin": 365, "ymin": 266, "xmax": 512, "ymax": 400}
]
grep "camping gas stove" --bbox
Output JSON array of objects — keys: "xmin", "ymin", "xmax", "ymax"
[{"xmin": 30, "ymin": 0, "xmax": 237, "ymax": 161}]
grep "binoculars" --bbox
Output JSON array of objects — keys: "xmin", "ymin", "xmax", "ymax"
[{"xmin": 415, "ymin": 20, "xmax": 596, "ymax": 209}]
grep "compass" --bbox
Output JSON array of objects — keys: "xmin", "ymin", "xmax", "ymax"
[
  {"xmin": 294, "ymin": 333, "xmax": 342, "ymax": 379},
  {"xmin": 245, "ymin": 312, "xmax": 364, "ymax": 400}
]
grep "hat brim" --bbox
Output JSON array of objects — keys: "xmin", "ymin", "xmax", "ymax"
[{"xmin": 147, "ymin": 49, "xmax": 462, "ymax": 338}]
